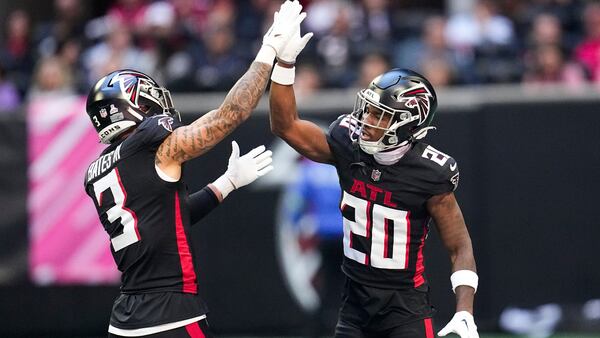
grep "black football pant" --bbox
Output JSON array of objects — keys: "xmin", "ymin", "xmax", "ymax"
[
  {"xmin": 335, "ymin": 317, "xmax": 435, "ymax": 338},
  {"xmin": 334, "ymin": 277, "xmax": 436, "ymax": 338}
]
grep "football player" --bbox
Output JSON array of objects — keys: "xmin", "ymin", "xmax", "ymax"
[
  {"xmin": 83, "ymin": 1, "xmax": 308, "ymax": 337},
  {"xmin": 268, "ymin": 24, "xmax": 480, "ymax": 338}
]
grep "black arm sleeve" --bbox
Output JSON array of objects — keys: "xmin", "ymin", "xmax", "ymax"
[{"xmin": 188, "ymin": 186, "xmax": 220, "ymax": 224}]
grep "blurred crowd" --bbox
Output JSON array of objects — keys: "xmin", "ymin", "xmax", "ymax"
[{"xmin": 1, "ymin": 0, "xmax": 600, "ymax": 112}]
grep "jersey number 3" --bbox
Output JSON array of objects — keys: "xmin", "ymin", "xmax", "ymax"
[
  {"xmin": 92, "ymin": 168, "xmax": 140, "ymax": 252},
  {"xmin": 341, "ymin": 191, "xmax": 410, "ymax": 270}
]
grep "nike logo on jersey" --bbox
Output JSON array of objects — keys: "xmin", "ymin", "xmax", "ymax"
[{"xmin": 450, "ymin": 163, "xmax": 457, "ymax": 171}]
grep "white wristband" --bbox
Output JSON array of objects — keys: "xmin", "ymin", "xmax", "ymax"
[
  {"xmin": 254, "ymin": 45, "xmax": 276, "ymax": 65},
  {"xmin": 211, "ymin": 175, "xmax": 235, "ymax": 199},
  {"xmin": 271, "ymin": 64, "xmax": 295, "ymax": 85},
  {"xmin": 450, "ymin": 270, "xmax": 478, "ymax": 293}
]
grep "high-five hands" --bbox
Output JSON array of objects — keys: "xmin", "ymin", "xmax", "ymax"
[
  {"xmin": 262, "ymin": 1, "xmax": 308, "ymax": 57},
  {"xmin": 276, "ymin": 4, "xmax": 313, "ymax": 65},
  {"xmin": 438, "ymin": 311, "xmax": 480, "ymax": 338},
  {"xmin": 265, "ymin": 1, "xmax": 314, "ymax": 85}
]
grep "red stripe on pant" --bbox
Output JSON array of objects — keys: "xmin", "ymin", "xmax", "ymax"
[
  {"xmin": 424, "ymin": 318, "xmax": 434, "ymax": 338},
  {"xmin": 185, "ymin": 322, "xmax": 205, "ymax": 338}
]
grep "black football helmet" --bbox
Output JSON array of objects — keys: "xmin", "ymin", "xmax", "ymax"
[
  {"xmin": 86, "ymin": 69, "xmax": 178, "ymax": 144},
  {"xmin": 349, "ymin": 68, "xmax": 438, "ymax": 154}
]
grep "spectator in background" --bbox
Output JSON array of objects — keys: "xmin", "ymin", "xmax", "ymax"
[
  {"xmin": 523, "ymin": 44, "xmax": 586, "ymax": 87},
  {"xmin": 304, "ymin": 0, "xmax": 343, "ymax": 37},
  {"xmin": 137, "ymin": 1, "xmax": 177, "ymax": 83},
  {"xmin": 164, "ymin": 0, "xmax": 235, "ymax": 92},
  {"xmin": 27, "ymin": 56, "xmax": 75, "ymax": 100},
  {"xmin": 107, "ymin": 0, "xmax": 149, "ymax": 35},
  {"xmin": 509, "ymin": 0, "xmax": 582, "ymax": 49},
  {"xmin": 394, "ymin": 15, "xmax": 459, "ymax": 84},
  {"xmin": 446, "ymin": 0, "xmax": 514, "ymax": 49},
  {"xmin": 521, "ymin": 11, "xmax": 586, "ymax": 88},
  {"xmin": 528, "ymin": 12, "xmax": 563, "ymax": 47},
  {"xmin": 5, "ymin": 0, "xmax": 600, "ymax": 97},
  {"xmin": 354, "ymin": 0, "xmax": 395, "ymax": 56},
  {"xmin": 235, "ymin": 0, "xmax": 272, "ymax": 60},
  {"xmin": 446, "ymin": 0, "xmax": 519, "ymax": 83},
  {"xmin": 56, "ymin": 37, "xmax": 88, "ymax": 94},
  {"xmin": 82, "ymin": 22, "xmax": 157, "ymax": 87},
  {"xmin": 194, "ymin": 19, "xmax": 246, "ymax": 91},
  {"xmin": 0, "ymin": 10, "xmax": 35, "ymax": 97},
  {"xmin": 161, "ymin": 0, "xmax": 209, "ymax": 92},
  {"xmin": 36, "ymin": 0, "xmax": 87, "ymax": 59},
  {"xmin": 0, "ymin": 63, "xmax": 21, "ymax": 113},
  {"xmin": 171, "ymin": 0, "xmax": 212, "ymax": 38},
  {"xmin": 420, "ymin": 56, "xmax": 455, "ymax": 87},
  {"xmin": 574, "ymin": 2, "xmax": 600, "ymax": 82},
  {"xmin": 294, "ymin": 63, "xmax": 322, "ymax": 101},
  {"xmin": 313, "ymin": 2, "xmax": 360, "ymax": 87},
  {"xmin": 138, "ymin": 1, "xmax": 176, "ymax": 50},
  {"xmin": 354, "ymin": 52, "xmax": 389, "ymax": 88}
]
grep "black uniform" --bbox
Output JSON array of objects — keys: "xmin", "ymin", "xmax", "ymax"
[
  {"xmin": 84, "ymin": 115, "xmax": 208, "ymax": 330},
  {"xmin": 327, "ymin": 115, "xmax": 459, "ymax": 336}
]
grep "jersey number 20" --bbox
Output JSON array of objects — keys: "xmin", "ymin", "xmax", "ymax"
[
  {"xmin": 92, "ymin": 168, "xmax": 140, "ymax": 252},
  {"xmin": 341, "ymin": 191, "xmax": 410, "ymax": 269}
]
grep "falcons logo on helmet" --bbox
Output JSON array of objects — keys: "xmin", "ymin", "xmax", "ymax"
[
  {"xmin": 397, "ymin": 84, "xmax": 434, "ymax": 124},
  {"xmin": 107, "ymin": 70, "xmax": 152, "ymax": 109}
]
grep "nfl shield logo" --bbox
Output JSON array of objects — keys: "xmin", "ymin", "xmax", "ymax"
[{"xmin": 371, "ymin": 169, "xmax": 381, "ymax": 182}]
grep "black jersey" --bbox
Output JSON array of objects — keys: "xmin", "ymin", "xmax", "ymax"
[
  {"xmin": 326, "ymin": 115, "xmax": 459, "ymax": 290},
  {"xmin": 84, "ymin": 114, "xmax": 209, "ymax": 328},
  {"xmin": 84, "ymin": 114, "xmax": 199, "ymax": 294}
]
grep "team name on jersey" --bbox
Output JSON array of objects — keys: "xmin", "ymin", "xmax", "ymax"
[
  {"xmin": 87, "ymin": 144, "xmax": 122, "ymax": 182},
  {"xmin": 349, "ymin": 178, "xmax": 397, "ymax": 208}
]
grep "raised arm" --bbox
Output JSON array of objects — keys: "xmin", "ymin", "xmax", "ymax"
[
  {"xmin": 157, "ymin": 61, "xmax": 271, "ymax": 165},
  {"xmin": 267, "ymin": 17, "xmax": 333, "ymax": 164},
  {"xmin": 270, "ymin": 74, "xmax": 333, "ymax": 164},
  {"xmin": 155, "ymin": 0, "xmax": 306, "ymax": 179},
  {"xmin": 427, "ymin": 192, "xmax": 479, "ymax": 338}
]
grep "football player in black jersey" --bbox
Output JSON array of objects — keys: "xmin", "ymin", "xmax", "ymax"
[
  {"xmin": 268, "ymin": 25, "xmax": 479, "ymax": 338},
  {"xmin": 83, "ymin": 1, "xmax": 309, "ymax": 337}
]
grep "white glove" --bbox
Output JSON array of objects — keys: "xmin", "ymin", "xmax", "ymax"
[
  {"xmin": 212, "ymin": 141, "xmax": 274, "ymax": 199},
  {"xmin": 262, "ymin": 0, "xmax": 306, "ymax": 56},
  {"xmin": 277, "ymin": 22, "xmax": 313, "ymax": 65},
  {"xmin": 438, "ymin": 311, "xmax": 479, "ymax": 338}
]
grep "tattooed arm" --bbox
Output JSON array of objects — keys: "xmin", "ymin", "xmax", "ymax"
[
  {"xmin": 155, "ymin": 61, "xmax": 272, "ymax": 180},
  {"xmin": 155, "ymin": 0, "xmax": 307, "ymax": 179}
]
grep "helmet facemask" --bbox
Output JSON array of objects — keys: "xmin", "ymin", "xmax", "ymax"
[
  {"xmin": 348, "ymin": 68, "xmax": 438, "ymax": 155},
  {"xmin": 349, "ymin": 88, "xmax": 420, "ymax": 154},
  {"xmin": 135, "ymin": 79, "xmax": 176, "ymax": 117}
]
